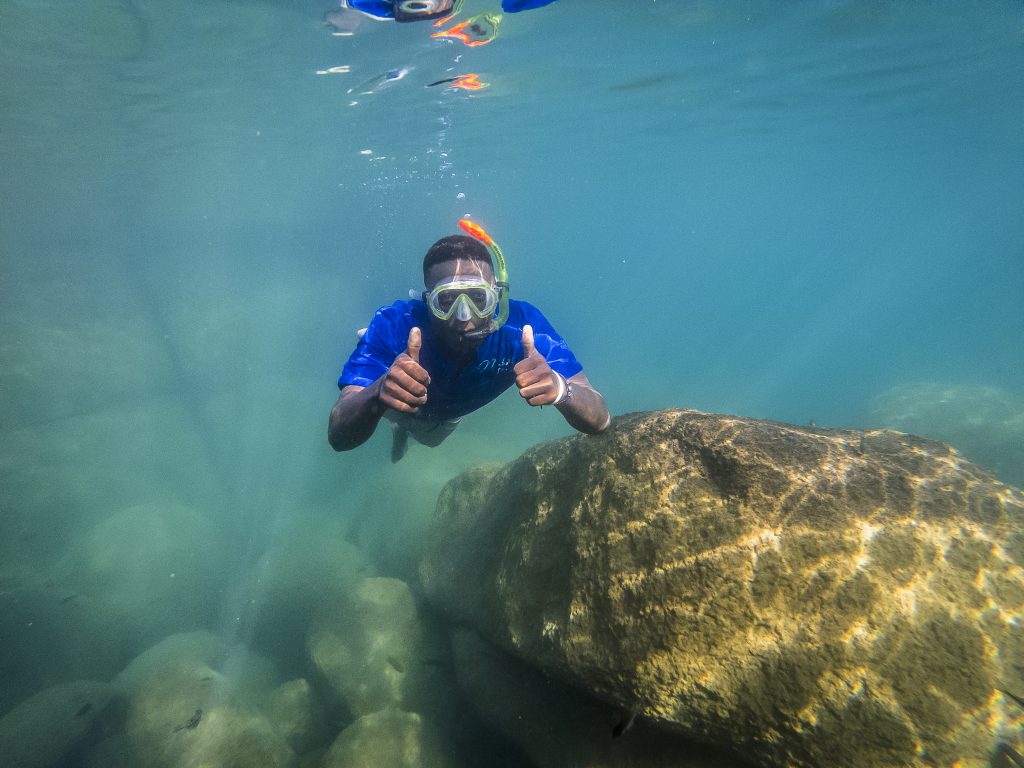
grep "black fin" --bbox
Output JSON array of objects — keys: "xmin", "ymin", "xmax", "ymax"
[
  {"xmin": 391, "ymin": 426, "xmax": 409, "ymax": 463},
  {"xmin": 611, "ymin": 705, "xmax": 639, "ymax": 738}
]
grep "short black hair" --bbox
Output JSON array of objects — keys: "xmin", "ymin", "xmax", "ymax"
[{"xmin": 422, "ymin": 235, "xmax": 493, "ymax": 283}]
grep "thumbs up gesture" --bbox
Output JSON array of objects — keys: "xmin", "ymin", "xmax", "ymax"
[
  {"xmin": 378, "ymin": 327, "xmax": 430, "ymax": 413},
  {"xmin": 514, "ymin": 324, "xmax": 563, "ymax": 407}
]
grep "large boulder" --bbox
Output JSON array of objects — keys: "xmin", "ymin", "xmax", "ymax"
[
  {"xmin": 0, "ymin": 499, "xmax": 225, "ymax": 715},
  {"xmin": 119, "ymin": 647, "xmax": 295, "ymax": 768},
  {"xmin": 106, "ymin": 631, "xmax": 332, "ymax": 763},
  {"xmin": 115, "ymin": 630, "xmax": 281, "ymax": 705},
  {"xmin": 419, "ymin": 409, "xmax": 1024, "ymax": 768},
  {"xmin": 263, "ymin": 678, "xmax": 329, "ymax": 756},
  {"xmin": 0, "ymin": 400, "xmax": 223, "ymax": 569},
  {"xmin": 307, "ymin": 577, "xmax": 455, "ymax": 724},
  {"xmin": 245, "ymin": 528, "xmax": 373, "ymax": 663},
  {"xmin": 64, "ymin": 500, "xmax": 227, "ymax": 655},
  {"xmin": 0, "ymin": 580, "xmax": 126, "ymax": 716},
  {"xmin": 321, "ymin": 709, "xmax": 462, "ymax": 768},
  {"xmin": 0, "ymin": 680, "xmax": 125, "ymax": 768},
  {"xmin": 868, "ymin": 381, "xmax": 1024, "ymax": 488},
  {"xmin": 451, "ymin": 627, "xmax": 746, "ymax": 768}
]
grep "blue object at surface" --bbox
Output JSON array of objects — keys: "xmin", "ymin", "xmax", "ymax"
[
  {"xmin": 346, "ymin": 0, "xmax": 395, "ymax": 19},
  {"xmin": 348, "ymin": 0, "xmax": 558, "ymax": 15},
  {"xmin": 502, "ymin": 0, "xmax": 558, "ymax": 10}
]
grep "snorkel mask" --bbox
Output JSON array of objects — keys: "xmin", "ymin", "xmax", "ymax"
[
  {"xmin": 424, "ymin": 219, "xmax": 510, "ymax": 340},
  {"xmin": 426, "ymin": 276, "xmax": 499, "ymax": 322},
  {"xmin": 347, "ymin": 0, "xmax": 458, "ymax": 22},
  {"xmin": 394, "ymin": 0, "xmax": 455, "ymax": 21}
]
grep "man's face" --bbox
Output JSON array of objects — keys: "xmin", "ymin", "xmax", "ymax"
[{"xmin": 425, "ymin": 257, "xmax": 495, "ymax": 354}]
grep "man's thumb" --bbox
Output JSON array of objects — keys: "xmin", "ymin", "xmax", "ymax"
[
  {"xmin": 407, "ymin": 326, "xmax": 421, "ymax": 362},
  {"xmin": 521, "ymin": 324, "xmax": 535, "ymax": 358}
]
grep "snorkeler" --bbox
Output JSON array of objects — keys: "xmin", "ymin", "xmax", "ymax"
[
  {"xmin": 328, "ymin": 220, "xmax": 610, "ymax": 461},
  {"xmin": 343, "ymin": 0, "xmax": 558, "ymax": 23}
]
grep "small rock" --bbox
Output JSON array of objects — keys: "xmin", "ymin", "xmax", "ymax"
[{"xmin": 0, "ymin": 680, "xmax": 125, "ymax": 768}]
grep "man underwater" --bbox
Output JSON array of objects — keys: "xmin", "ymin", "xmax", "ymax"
[
  {"xmin": 342, "ymin": 0, "xmax": 557, "ymax": 24},
  {"xmin": 328, "ymin": 221, "xmax": 610, "ymax": 461}
]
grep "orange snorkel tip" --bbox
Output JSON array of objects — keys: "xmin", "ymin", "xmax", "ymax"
[{"xmin": 457, "ymin": 218, "xmax": 495, "ymax": 246}]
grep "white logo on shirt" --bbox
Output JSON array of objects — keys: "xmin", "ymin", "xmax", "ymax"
[{"xmin": 472, "ymin": 357, "xmax": 514, "ymax": 374}]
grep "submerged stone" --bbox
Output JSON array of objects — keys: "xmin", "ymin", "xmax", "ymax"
[
  {"xmin": 121, "ymin": 657, "xmax": 295, "ymax": 768},
  {"xmin": 451, "ymin": 627, "xmax": 747, "ymax": 768},
  {"xmin": 419, "ymin": 409, "xmax": 1024, "ymax": 768},
  {"xmin": 69, "ymin": 500, "xmax": 227, "ymax": 653},
  {"xmin": 263, "ymin": 678, "xmax": 328, "ymax": 755},
  {"xmin": 868, "ymin": 381, "xmax": 1024, "ymax": 488},
  {"xmin": 0, "ymin": 680, "xmax": 125, "ymax": 768},
  {"xmin": 321, "ymin": 709, "xmax": 461, "ymax": 768},
  {"xmin": 307, "ymin": 577, "xmax": 455, "ymax": 724}
]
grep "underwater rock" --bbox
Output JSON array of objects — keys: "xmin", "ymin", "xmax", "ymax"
[
  {"xmin": 121, "ymin": 655, "xmax": 295, "ymax": 768},
  {"xmin": 65, "ymin": 500, "xmax": 227, "ymax": 655},
  {"xmin": 0, "ymin": 399, "xmax": 223, "ymax": 570},
  {"xmin": 451, "ymin": 627, "xmax": 747, "ymax": 768},
  {"xmin": 117, "ymin": 631, "xmax": 281, "ymax": 704},
  {"xmin": 114, "ymin": 630, "xmax": 297, "ymax": 764},
  {"xmin": 115, "ymin": 631, "xmax": 228, "ymax": 694},
  {"xmin": 0, "ymin": 579, "xmax": 125, "ymax": 717},
  {"xmin": 263, "ymin": 678, "xmax": 328, "ymax": 755},
  {"xmin": 0, "ymin": 680, "xmax": 125, "ymax": 768},
  {"xmin": 307, "ymin": 577, "xmax": 456, "ymax": 723},
  {"xmin": 321, "ymin": 708, "xmax": 461, "ymax": 768},
  {"xmin": 868, "ymin": 381, "xmax": 1024, "ymax": 488},
  {"xmin": 308, "ymin": 576, "xmax": 422, "ymax": 716},
  {"xmin": 419, "ymin": 409, "xmax": 1024, "ymax": 768},
  {"xmin": 247, "ymin": 529, "xmax": 373, "ymax": 662}
]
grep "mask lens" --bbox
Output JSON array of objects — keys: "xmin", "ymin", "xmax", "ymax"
[
  {"xmin": 427, "ymin": 281, "xmax": 498, "ymax": 320},
  {"xmin": 464, "ymin": 288, "xmax": 491, "ymax": 312},
  {"xmin": 436, "ymin": 290, "xmax": 458, "ymax": 312}
]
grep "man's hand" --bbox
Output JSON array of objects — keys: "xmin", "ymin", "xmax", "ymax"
[
  {"xmin": 378, "ymin": 327, "xmax": 430, "ymax": 413},
  {"xmin": 514, "ymin": 324, "xmax": 562, "ymax": 407}
]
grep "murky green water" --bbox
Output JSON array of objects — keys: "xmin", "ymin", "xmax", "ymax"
[{"xmin": 1, "ymin": 1, "xmax": 1022, "ymax": 765}]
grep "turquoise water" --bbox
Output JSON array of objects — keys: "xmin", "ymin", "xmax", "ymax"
[{"xmin": 1, "ymin": 0, "xmax": 1022, "ymax": 765}]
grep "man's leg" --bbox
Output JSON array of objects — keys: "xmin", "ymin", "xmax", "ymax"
[
  {"xmin": 389, "ymin": 423, "xmax": 410, "ymax": 463},
  {"xmin": 383, "ymin": 411, "xmax": 461, "ymax": 462},
  {"xmin": 405, "ymin": 416, "xmax": 461, "ymax": 448}
]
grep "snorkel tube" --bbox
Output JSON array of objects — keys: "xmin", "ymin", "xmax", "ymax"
[{"xmin": 457, "ymin": 218, "xmax": 509, "ymax": 335}]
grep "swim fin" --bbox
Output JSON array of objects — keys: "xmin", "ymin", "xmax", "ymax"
[{"xmin": 391, "ymin": 424, "xmax": 409, "ymax": 463}]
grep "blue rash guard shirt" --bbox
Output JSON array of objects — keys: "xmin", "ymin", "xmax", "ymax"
[{"xmin": 338, "ymin": 299, "xmax": 583, "ymax": 422}]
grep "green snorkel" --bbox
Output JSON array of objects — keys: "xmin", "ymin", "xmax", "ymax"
[{"xmin": 458, "ymin": 219, "xmax": 509, "ymax": 333}]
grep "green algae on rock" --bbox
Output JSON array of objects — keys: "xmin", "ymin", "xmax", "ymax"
[{"xmin": 419, "ymin": 409, "xmax": 1024, "ymax": 768}]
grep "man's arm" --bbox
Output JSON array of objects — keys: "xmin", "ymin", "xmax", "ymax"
[
  {"xmin": 555, "ymin": 371, "xmax": 610, "ymax": 434},
  {"xmin": 328, "ymin": 327, "xmax": 429, "ymax": 451},
  {"xmin": 328, "ymin": 382, "xmax": 387, "ymax": 451},
  {"xmin": 514, "ymin": 325, "xmax": 611, "ymax": 435}
]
